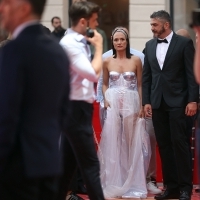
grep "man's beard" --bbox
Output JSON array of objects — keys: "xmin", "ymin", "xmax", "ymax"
[
  {"xmin": 55, "ymin": 26, "xmax": 62, "ymax": 31},
  {"xmin": 152, "ymin": 26, "xmax": 165, "ymax": 38}
]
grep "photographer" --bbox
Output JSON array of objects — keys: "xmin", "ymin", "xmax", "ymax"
[{"xmin": 59, "ymin": 1, "xmax": 104, "ymax": 200}]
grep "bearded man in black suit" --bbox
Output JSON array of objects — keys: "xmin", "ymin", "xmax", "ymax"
[
  {"xmin": 142, "ymin": 10, "xmax": 199, "ymax": 200},
  {"xmin": 0, "ymin": 0, "xmax": 70, "ymax": 199}
]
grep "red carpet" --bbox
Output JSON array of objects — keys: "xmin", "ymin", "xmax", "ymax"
[{"xmin": 76, "ymin": 187, "xmax": 200, "ymax": 200}]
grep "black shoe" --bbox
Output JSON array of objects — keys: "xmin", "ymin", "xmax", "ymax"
[
  {"xmin": 66, "ymin": 192, "xmax": 84, "ymax": 200},
  {"xmin": 179, "ymin": 191, "xmax": 191, "ymax": 200},
  {"xmin": 195, "ymin": 189, "xmax": 200, "ymax": 193},
  {"xmin": 76, "ymin": 184, "xmax": 87, "ymax": 194},
  {"xmin": 154, "ymin": 189, "xmax": 179, "ymax": 200}
]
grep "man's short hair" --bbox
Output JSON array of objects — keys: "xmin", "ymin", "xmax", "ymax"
[
  {"xmin": 51, "ymin": 16, "xmax": 61, "ymax": 24},
  {"xmin": 69, "ymin": 1, "xmax": 100, "ymax": 26},
  {"xmin": 26, "ymin": 0, "xmax": 47, "ymax": 17},
  {"xmin": 150, "ymin": 10, "xmax": 172, "ymax": 28}
]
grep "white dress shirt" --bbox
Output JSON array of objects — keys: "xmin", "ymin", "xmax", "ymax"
[
  {"xmin": 156, "ymin": 31, "xmax": 173, "ymax": 70},
  {"xmin": 96, "ymin": 48, "xmax": 144, "ymax": 104},
  {"xmin": 60, "ymin": 28, "xmax": 98, "ymax": 103}
]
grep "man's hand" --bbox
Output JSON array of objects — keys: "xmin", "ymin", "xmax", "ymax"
[
  {"xmin": 185, "ymin": 102, "xmax": 197, "ymax": 116},
  {"xmin": 144, "ymin": 104, "xmax": 152, "ymax": 117},
  {"xmin": 86, "ymin": 29, "xmax": 103, "ymax": 48}
]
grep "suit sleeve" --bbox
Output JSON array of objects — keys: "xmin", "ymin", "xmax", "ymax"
[
  {"xmin": 0, "ymin": 47, "xmax": 24, "ymax": 174},
  {"xmin": 142, "ymin": 43, "xmax": 152, "ymax": 105},
  {"xmin": 184, "ymin": 39, "xmax": 199, "ymax": 103}
]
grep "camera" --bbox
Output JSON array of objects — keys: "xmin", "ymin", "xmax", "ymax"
[
  {"xmin": 86, "ymin": 28, "xmax": 94, "ymax": 38},
  {"xmin": 190, "ymin": 8, "xmax": 200, "ymax": 27}
]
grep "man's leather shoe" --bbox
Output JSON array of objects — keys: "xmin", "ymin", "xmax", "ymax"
[
  {"xmin": 179, "ymin": 191, "xmax": 191, "ymax": 200},
  {"xmin": 154, "ymin": 189, "xmax": 179, "ymax": 199},
  {"xmin": 195, "ymin": 189, "xmax": 200, "ymax": 193},
  {"xmin": 66, "ymin": 192, "xmax": 84, "ymax": 200},
  {"xmin": 76, "ymin": 184, "xmax": 87, "ymax": 194}
]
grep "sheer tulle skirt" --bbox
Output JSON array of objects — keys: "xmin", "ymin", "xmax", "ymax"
[{"xmin": 98, "ymin": 88, "xmax": 151, "ymax": 198}]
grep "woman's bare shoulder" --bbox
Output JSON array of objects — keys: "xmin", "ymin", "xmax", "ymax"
[
  {"xmin": 103, "ymin": 56, "xmax": 114, "ymax": 64},
  {"xmin": 131, "ymin": 55, "xmax": 141, "ymax": 62}
]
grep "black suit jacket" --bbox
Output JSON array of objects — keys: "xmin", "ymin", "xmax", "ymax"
[
  {"xmin": 142, "ymin": 32, "xmax": 199, "ymax": 109},
  {"xmin": 0, "ymin": 24, "xmax": 70, "ymax": 178}
]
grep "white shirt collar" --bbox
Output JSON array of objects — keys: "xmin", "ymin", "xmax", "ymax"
[
  {"xmin": 158, "ymin": 31, "xmax": 173, "ymax": 43},
  {"xmin": 12, "ymin": 20, "xmax": 39, "ymax": 39},
  {"xmin": 66, "ymin": 28, "xmax": 87, "ymax": 44}
]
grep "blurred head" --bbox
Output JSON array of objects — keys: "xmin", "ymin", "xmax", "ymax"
[
  {"xmin": 111, "ymin": 27, "xmax": 131, "ymax": 59},
  {"xmin": 69, "ymin": 1, "xmax": 100, "ymax": 33},
  {"xmin": 150, "ymin": 10, "xmax": 171, "ymax": 39},
  {"xmin": 51, "ymin": 16, "xmax": 62, "ymax": 31},
  {"xmin": 0, "ymin": 0, "xmax": 46, "ymax": 33},
  {"xmin": 176, "ymin": 29, "xmax": 191, "ymax": 39}
]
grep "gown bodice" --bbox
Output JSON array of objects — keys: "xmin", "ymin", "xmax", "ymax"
[{"xmin": 109, "ymin": 71, "xmax": 137, "ymax": 91}]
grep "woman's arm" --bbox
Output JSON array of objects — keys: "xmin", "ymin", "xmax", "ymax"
[
  {"xmin": 102, "ymin": 59, "xmax": 110, "ymax": 108},
  {"xmin": 135, "ymin": 56, "xmax": 144, "ymax": 118}
]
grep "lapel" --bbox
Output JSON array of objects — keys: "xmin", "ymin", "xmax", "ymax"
[
  {"xmin": 162, "ymin": 32, "xmax": 178, "ymax": 70},
  {"xmin": 151, "ymin": 38, "xmax": 161, "ymax": 70}
]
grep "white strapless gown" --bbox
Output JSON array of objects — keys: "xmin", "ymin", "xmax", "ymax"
[{"xmin": 98, "ymin": 71, "xmax": 151, "ymax": 199}]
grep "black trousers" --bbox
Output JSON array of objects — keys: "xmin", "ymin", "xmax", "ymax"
[
  {"xmin": 0, "ymin": 175, "xmax": 59, "ymax": 200},
  {"xmin": 59, "ymin": 100, "xmax": 104, "ymax": 200},
  {"xmin": 0, "ymin": 136, "xmax": 60, "ymax": 200},
  {"xmin": 197, "ymin": 114, "xmax": 200, "ymax": 181},
  {"xmin": 152, "ymin": 98, "xmax": 193, "ymax": 193}
]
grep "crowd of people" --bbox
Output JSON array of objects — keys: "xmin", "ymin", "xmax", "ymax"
[{"xmin": 0, "ymin": 0, "xmax": 199, "ymax": 200}]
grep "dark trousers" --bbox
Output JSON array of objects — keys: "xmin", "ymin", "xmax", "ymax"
[
  {"xmin": 67, "ymin": 168, "xmax": 86, "ymax": 193},
  {"xmin": 196, "ymin": 128, "xmax": 200, "ymax": 181},
  {"xmin": 0, "ymin": 175, "xmax": 59, "ymax": 200},
  {"xmin": 59, "ymin": 100, "xmax": 104, "ymax": 200},
  {"xmin": 197, "ymin": 114, "xmax": 200, "ymax": 181},
  {"xmin": 152, "ymin": 98, "xmax": 192, "ymax": 193},
  {"xmin": 0, "ymin": 138, "xmax": 60, "ymax": 200}
]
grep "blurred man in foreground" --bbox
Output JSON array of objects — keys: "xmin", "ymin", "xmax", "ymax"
[{"xmin": 0, "ymin": 0, "xmax": 70, "ymax": 199}]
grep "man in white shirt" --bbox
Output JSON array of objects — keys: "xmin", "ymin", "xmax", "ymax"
[
  {"xmin": 143, "ymin": 10, "xmax": 199, "ymax": 200},
  {"xmin": 59, "ymin": 1, "xmax": 104, "ymax": 200}
]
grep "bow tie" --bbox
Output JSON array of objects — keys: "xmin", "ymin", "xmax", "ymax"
[{"xmin": 157, "ymin": 39, "xmax": 168, "ymax": 43}]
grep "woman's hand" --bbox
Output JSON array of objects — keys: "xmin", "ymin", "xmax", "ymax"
[
  {"xmin": 104, "ymin": 100, "xmax": 110, "ymax": 109},
  {"xmin": 138, "ymin": 107, "xmax": 145, "ymax": 118}
]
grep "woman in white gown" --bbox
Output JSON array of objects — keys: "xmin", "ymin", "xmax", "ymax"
[{"xmin": 97, "ymin": 28, "xmax": 151, "ymax": 199}]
